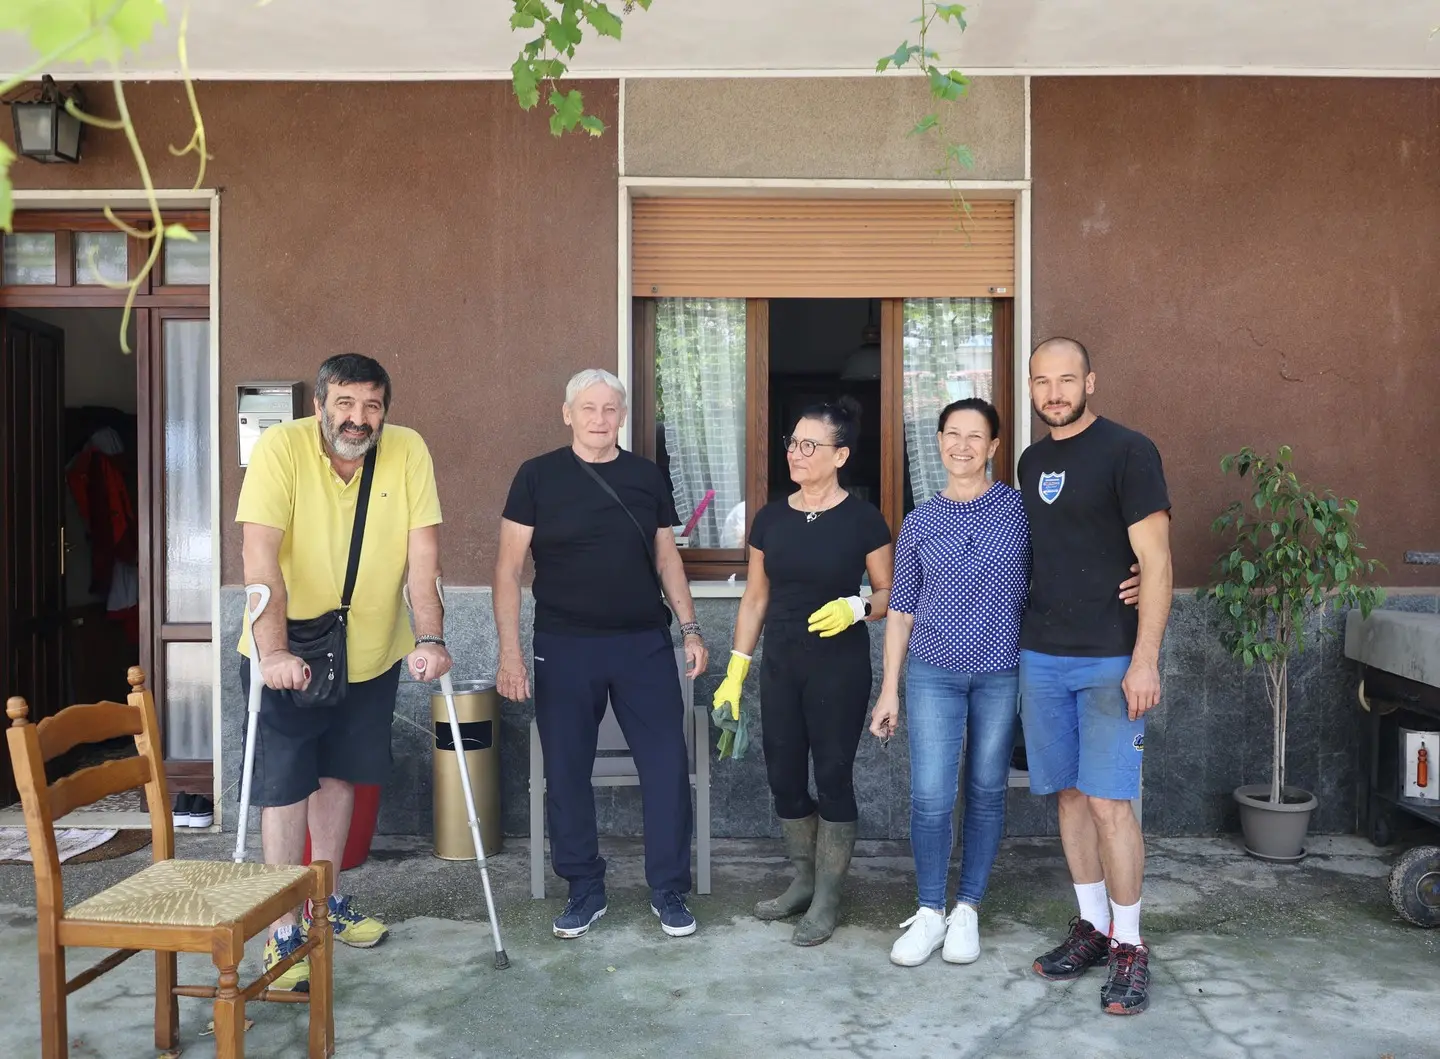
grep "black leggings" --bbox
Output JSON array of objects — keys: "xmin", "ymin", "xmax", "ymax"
[{"xmin": 759, "ymin": 625, "xmax": 872, "ymax": 823}]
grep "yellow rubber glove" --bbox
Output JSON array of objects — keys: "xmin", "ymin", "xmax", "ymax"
[
  {"xmin": 807, "ymin": 596, "xmax": 867, "ymax": 638},
  {"xmin": 712, "ymin": 651, "xmax": 751, "ymax": 720}
]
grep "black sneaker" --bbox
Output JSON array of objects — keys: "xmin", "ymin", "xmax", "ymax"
[
  {"xmin": 1032, "ymin": 916, "xmax": 1112, "ymax": 981},
  {"xmin": 1101, "ymin": 941, "xmax": 1151, "ymax": 1015},
  {"xmin": 651, "ymin": 889, "xmax": 697, "ymax": 937},
  {"xmin": 171, "ymin": 793, "xmax": 193, "ymax": 829},
  {"xmin": 188, "ymin": 795, "xmax": 214, "ymax": 828}
]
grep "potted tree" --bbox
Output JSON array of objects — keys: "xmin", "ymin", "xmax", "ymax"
[{"xmin": 1200, "ymin": 446, "xmax": 1384, "ymax": 862}]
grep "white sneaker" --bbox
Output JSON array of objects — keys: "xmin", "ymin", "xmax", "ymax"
[
  {"xmin": 943, "ymin": 903, "xmax": 981, "ymax": 964},
  {"xmin": 889, "ymin": 907, "xmax": 948, "ymax": 966}
]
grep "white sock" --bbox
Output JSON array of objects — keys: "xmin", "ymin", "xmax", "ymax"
[
  {"xmin": 1074, "ymin": 881, "xmax": 1111, "ymax": 933},
  {"xmin": 1110, "ymin": 899, "xmax": 1142, "ymax": 946}
]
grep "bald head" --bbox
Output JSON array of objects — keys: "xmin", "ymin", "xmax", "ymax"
[{"xmin": 1031, "ymin": 336, "xmax": 1091, "ymax": 376}]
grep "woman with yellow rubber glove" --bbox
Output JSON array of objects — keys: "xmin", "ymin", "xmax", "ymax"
[{"xmin": 712, "ymin": 396, "xmax": 893, "ymax": 947}]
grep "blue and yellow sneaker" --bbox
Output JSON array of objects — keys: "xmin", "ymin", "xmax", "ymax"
[
  {"xmin": 303, "ymin": 894, "xmax": 390, "ymax": 949},
  {"xmin": 262, "ymin": 926, "xmax": 310, "ymax": 992}
]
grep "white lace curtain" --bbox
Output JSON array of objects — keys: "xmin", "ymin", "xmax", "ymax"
[
  {"xmin": 655, "ymin": 299, "xmax": 747, "ymax": 548},
  {"xmin": 902, "ymin": 298, "xmax": 995, "ymax": 506}
]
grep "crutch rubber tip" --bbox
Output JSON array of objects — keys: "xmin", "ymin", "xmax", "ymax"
[{"xmin": 494, "ymin": 951, "xmax": 510, "ymax": 970}]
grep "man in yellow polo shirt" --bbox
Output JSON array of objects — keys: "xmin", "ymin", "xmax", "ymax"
[{"xmin": 237, "ymin": 353, "xmax": 449, "ymax": 991}]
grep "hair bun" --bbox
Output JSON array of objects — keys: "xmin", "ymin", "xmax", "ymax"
[{"xmin": 835, "ymin": 394, "xmax": 863, "ymax": 424}]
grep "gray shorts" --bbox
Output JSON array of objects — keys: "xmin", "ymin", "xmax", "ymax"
[{"xmin": 237, "ymin": 660, "xmax": 399, "ymax": 808}]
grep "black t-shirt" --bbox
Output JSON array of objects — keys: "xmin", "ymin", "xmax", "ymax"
[
  {"xmin": 748, "ymin": 494, "xmax": 893, "ymax": 634},
  {"xmin": 502, "ymin": 446, "xmax": 678, "ymax": 636},
  {"xmin": 1017, "ymin": 416, "xmax": 1170, "ymax": 657}
]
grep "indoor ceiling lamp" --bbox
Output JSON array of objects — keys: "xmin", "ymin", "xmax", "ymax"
[
  {"xmin": 11, "ymin": 75, "xmax": 85, "ymax": 164},
  {"xmin": 840, "ymin": 300, "xmax": 882, "ymax": 380}
]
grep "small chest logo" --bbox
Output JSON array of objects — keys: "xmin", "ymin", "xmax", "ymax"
[
  {"xmin": 1132, "ymin": 733, "xmax": 1145, "ymax": 752},
  {"xmin": 1038, "ymin": 471, "xmax": 1066, "ymax": 504}
]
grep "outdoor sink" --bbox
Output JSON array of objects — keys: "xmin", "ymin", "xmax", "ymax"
[{"xmin": 1345, "ymin": 609, "xmax": 1440, "ymax": 689}]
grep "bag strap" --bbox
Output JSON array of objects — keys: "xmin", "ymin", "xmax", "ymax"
[
  {"xmin": 340, "ymin": 445, "xmax": 379, "ymax": 614},
  {"xmin": 572, "ymin": 452, "xmax": 664, "ymax": 597}
]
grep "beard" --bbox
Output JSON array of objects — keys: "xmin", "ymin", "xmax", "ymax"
[
  {"xmin": 322, "ymin": 411, "xmax": 382, "ymax": 461},
  {"xmin": 1033, "ymin": 391, "xmax": 1087, "ymax": 428}
]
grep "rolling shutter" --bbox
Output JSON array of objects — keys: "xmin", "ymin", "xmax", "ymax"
[{"xmin": 631, "ymin": 197, "xmax": 1014, "ymax": 298}]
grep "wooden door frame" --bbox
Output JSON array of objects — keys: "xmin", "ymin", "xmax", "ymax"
[
  {"xmin": 1, "ymin": 201, "xmax": 215, "ymax": 797},
  {"xmin": 142, "ymin": 307, "xmax": 214, "ymax": 794}
]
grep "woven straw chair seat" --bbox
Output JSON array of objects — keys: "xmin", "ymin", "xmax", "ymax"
[{"xmin": 67, "ymin": 860, "xmax": 310, "ymax": 927}]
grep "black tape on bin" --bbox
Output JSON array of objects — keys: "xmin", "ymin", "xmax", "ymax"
[{"xmin": 435, "ymin": 719, "xmax": 493, "ymax": 752}]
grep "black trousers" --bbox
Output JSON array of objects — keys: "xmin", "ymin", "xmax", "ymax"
[
  {"xmin": 759, "ymin": 624, "xmax": 872, "ymax": 823},
  {"xmin": 533, "ymin": 627, "xmax": 692, "ymax": 896}
]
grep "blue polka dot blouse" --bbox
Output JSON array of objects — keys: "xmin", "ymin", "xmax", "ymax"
[{"xmin": 888, "ymin": 483, "xmax": 1031, "ymax": 673}]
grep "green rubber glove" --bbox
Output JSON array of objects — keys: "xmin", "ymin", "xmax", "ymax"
[{"xmin": 807, "ymin": 596, "xmax": 867, "ymax": 638}]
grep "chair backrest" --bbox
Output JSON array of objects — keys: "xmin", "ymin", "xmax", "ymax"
[
  {"xmin": 4, "ymin": 667, "xmax": 173, "ymax": 917},
  {"xmin": 593, "ymin": 647, "xmax": 695, "ymax": 778}
]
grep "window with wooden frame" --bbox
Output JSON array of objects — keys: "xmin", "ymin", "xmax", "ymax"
[
  {"xmin": 629, "ymin": 197, "xmax": 1016, "ymax": 579},
  {"xmin": 0, "ymin": 210, "xmax": 213, "ymax": 796}
]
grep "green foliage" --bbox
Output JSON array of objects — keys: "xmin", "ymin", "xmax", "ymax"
[
  {"xmin": 1199, "ymin": 446, "xmax": 1385, "ymax": 801},
  {"xmin": 877, "ymin": 3, "xmax": 974, "ymax": 219},
  {"xmin": 0, "ymin": 0, "xmax": 164, "ymax": 65},
  {"xmin": 510, "ymin": 0, "xmax": 650, "ymax": 136}
]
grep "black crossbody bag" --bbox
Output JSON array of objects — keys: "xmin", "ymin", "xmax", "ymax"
[
  {"xmin": 286, "ymin": 444, "xmax": 378, "ymax": 707},
  {"xmin": 572, "ymin": 453, "xmax": 668, "ymax": 611}
]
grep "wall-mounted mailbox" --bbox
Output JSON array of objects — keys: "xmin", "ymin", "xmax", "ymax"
[{"xmin": 237, "ymin": 382, "xmax": 304, "ymax": 467}]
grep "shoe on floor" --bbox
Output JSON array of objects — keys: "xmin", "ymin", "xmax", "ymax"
[
  {"xmin": 1101, "ymin": 941, "xmax": 1151, "ymax": 1015},
  {"xmin": 1032, "ymin": 916, "xmax": 1111, "ymax": 981},
  {"xmin": 171, "ymin": 794, "xmax": 193, "ymax": 829},
  {"xmin": 188, "ymin": 795, "xmax": 214, "ymax": 828},
  {"xmin": 651, "ymin": 889, "xmax": 697, "ymax": 937},
  {"xmin": 553, "ymin": 890, "xmax": 607, "ymax": 939},
  {"xmin": 304, "ymin": 894, "xmax": 389, "ymax": 948},
  {"xmin": 262, "ymin": 927, "xmax": 310, "ymax": 993},
  {"xmin": 889, "ymin": 906, "xmax": 947, "ymax": 966},
  {"xmin": 942, "ymin": 903, "xmax": 981, "ymax": 964}
]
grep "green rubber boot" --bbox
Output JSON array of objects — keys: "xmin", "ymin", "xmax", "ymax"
[
  {"xmin": 754, "ymin": 814, "xmax": 818, "ymax": 921},
  {"xmin": 791, "ymin": 818, "xmax": 856, "ymax": 946}
]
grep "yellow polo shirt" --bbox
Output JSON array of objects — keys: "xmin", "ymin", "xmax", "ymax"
[{"xmin": 235, "ymin": 416, "xmax": 442, "ymax": 682}]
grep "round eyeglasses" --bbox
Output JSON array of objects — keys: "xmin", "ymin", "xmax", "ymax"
[{"xmin": 783, "ymin": 435, "xmax": 839, "ymax": 457}]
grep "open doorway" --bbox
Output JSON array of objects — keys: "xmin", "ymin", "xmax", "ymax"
[
  {"xmin": 1, "ymin": 209, "xmax": 215, "ymax": 816},
  {"xmin": 767, "ymin": 299, "xmax": 882, "ymax": 505}
]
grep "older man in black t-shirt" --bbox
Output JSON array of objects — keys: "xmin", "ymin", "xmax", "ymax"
[
  {"xmin": 494, "ymin": 368, "xmax": 708, "ymax": 941},
  {"xmin": 1017, "ymin": 338, "xmax": 1173, "ymax": 1017}
]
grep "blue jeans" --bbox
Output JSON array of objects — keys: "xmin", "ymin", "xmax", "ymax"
[
  {"xmin": 906, "ymin": 658, "xmax": 1019, "ymax": 910},
  {"xmin": 1018, "ymin": 651, "xmax": 1143, "ymax": 801}
]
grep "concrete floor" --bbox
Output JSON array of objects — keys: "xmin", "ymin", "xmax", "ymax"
[{"xmin": 2, "ymin": 832, "xmax": 1438, "ymax": 1058}]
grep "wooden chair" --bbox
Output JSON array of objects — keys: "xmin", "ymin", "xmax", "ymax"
[{"xmin": 4, "ymin": 667, "xmax": 334, "ymax": 1059}]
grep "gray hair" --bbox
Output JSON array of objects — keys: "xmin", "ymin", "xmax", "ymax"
[{"xmin": 564, "ymin": 368, "xmax": 627, "ymax": 408}]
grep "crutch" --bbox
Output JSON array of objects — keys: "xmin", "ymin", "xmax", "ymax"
[
  {"xmin": 234, "ymin": 583, "xmax": 271, "ymax": 863},
  {"xmin": 408, "ymin": 577, "xmax": 510, "ymax": 969}
]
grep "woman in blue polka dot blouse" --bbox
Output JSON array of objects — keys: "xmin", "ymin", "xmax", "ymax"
[{"xmin": 869, "ymin": 397, "xmax": 1139, "ymax": 968}]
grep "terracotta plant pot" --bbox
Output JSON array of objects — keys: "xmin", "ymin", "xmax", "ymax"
[{"xmin": 1234, "ymin": 783, "xmax": 1318, "ymax": 863}]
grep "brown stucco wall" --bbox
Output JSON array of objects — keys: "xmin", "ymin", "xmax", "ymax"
[
  {"xmin": 1031, "ymin": 77, "xmax": 1440, "ymax": 589},
  {"xmin": 6, "ymin": 81, "xmax": 619, "ymax": 585}
]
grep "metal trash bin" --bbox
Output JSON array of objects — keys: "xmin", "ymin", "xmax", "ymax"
[{"xmin": 431, "ymin": 680, "xmax": 503, "ymax": 859}]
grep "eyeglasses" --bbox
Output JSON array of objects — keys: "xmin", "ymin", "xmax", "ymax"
[{"xmin": 783, "ymin": 435, "xmax": 839, "ymax": 457}]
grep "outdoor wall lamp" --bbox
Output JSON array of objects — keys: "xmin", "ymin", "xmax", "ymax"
[{"xmin": 10, "ymin": 75, "xmax": 85, "ymax": 164}]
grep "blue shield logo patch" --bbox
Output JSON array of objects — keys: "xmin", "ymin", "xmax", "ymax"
[{"xmin": 1038, "ymin": 471, "xmax": 1066, "ymax": 505}]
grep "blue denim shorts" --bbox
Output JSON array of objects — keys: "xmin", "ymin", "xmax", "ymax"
[{"xmin": 1018, "ymin": 651, "xmax": 1143, "ymax": 801}]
